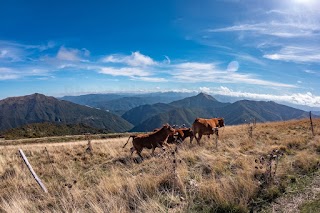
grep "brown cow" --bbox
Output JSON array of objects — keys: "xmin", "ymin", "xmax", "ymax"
[
  {"xmin": 167, "ymin": 128, "xmax": 184, "ymax": 144},
  {"xmin": 191, "ymin": 117, "xmax": 224, "ymax": 145},
  {"xmin": 123, "ymin": 124, "xmax": 175, "ymax": 160},
  {"xmin": 167, "ymin": 128, "xmax": 194, "ymax": 144}
]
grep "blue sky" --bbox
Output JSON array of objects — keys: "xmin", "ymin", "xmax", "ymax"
[{"xmin": 0, "ymin": 0, "xmax": 319, "ymax": 107}]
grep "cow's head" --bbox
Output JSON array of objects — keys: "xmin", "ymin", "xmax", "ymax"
[
  {"xmin": 163, "ymin": 123, "xmax": 175, "ymax": 134},
  {"xmin": 218, "ymin": 118, "xmax": 225, "ymax": 127}
]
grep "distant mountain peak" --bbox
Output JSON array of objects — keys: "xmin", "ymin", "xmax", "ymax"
[
  {"xmin": 169, "ymin": 92, "xmax": 227, "ymax": 109},
  {"xmin": 195, "ymin": 92, "xmax": 217, "ymax": 101}
]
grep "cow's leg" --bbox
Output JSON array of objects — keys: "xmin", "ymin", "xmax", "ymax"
[
  {"xmin": 215, "ymin": 128, "xmax": 219, "ymax": 148},
  {"xmin": 130, "ymin": 147, "xmax": 135, "ymax": 156},
  {"xmin": 190, "ymin": 135, "xmax": 194, "ymax": 144},
  {"xmin": 151, "ymin": 145, "xmax": 156, "ymax": 156},
  {"xmin": 137, "ymin": 148, "xmax": 144, "ymax": 160},
  {"xmin": 193, "ymin": 133, "xmax": 199, "ymax": 144},
  {"xmin": 197, "ymin": 133, "xmax": 202, "ymax": 145},
  {"xmin": 162, "ymin": 142, "xmax": 170, "ymax": 151}
]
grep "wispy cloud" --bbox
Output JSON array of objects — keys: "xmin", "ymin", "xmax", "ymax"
[
  {"xmin": 0, "ymin": 66, "xmax": 50, "ymax": 80},
  {"xmin": 0, "ymin": 40, "xmax": 55, "ymax": 51},
  {"xmin": 208, "ymin": 6, "xmax": 320, "ymax": 65},
  {"xmin": 263, "ymin": 46, "xmax": 320, "ymax": 63},
  {"xmin": 0, "ymin": 68, "xmax": 19, "ymax": 80},
  {"xmin": 232, "ymin": 53, "xmax": 266, "ymax": 66},
  {"xmin": 0, "ymin": 40, "xmax": 55, "ymax": 62},
  {"xmin": 171, "ymin": 62, "xmax": 296, "ymax": 88},
  {"xmin": 102, "ymin": 51, "xmax": 157, "ymax": 66},
  {"xmin": 210, "ymin": 22, "xmax": 319, "ymax": 38}
]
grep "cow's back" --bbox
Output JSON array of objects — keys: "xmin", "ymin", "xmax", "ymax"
[
  {"xmin": 192, "ymin": 118, "xmax": 212, "ymax": 134},
  {"xmin": 207, "ymin": 118, "xmax": 219, "ymax": 128}
]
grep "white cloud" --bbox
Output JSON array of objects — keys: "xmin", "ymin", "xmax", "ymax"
[
  {"xmin": 304, "ymin": 69, "xmax": 316, "ymax": 74},
  {"xmin": 227, "ymin": 61, "xmax": 239, "ymax": 72},
  {"xmin": 99, "ymin": 67, "xmax": 150, "ymax": 77},
  {"xmin": 56, "ymin": 46, "xmax": 88, "ymax": 62},
  {"xmin": 263, "ymin": 46, "xmax": 320, "ymax": 63},
  {"xmin": 199, "ymin": 87, "xmax": 211, "ymax": 93},
  {"xmin": 211, "ymin": 86, "xmax": 320, "ymax": 107},
  {"xmin": 175, "ymin": 62, "xmax": 215, "ymax": 70},
  {"xmin": 102, "ymin": 51, "xmax": 156, "ymax": 67},
  {"xmin": 132, "ymin": 76, "xmax": 169, "ymax": 82}
]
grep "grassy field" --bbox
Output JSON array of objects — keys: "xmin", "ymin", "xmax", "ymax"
[{"xmin": 0, "ymin": 118, "xmax": 319, "ymax": 212}]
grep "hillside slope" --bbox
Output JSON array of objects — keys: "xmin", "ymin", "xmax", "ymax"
[
  {"xmin": 122, "ymin": 103, "xmax": 177, "ymax": 126},
  {"xmin": 0, "ymin": 93, "xmax": 133, "ymax": 132},
  {"xmin": 130, "ymin": 108, "xmax": 197, "ymax": 132}
]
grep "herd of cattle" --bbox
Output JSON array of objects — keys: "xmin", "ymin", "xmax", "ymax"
[{"xmin": 123, "ymin": 117, "xmax": 225, "ymax": 160}]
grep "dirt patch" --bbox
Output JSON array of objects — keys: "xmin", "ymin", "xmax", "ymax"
[{"xmin": 264, "ymin": 171, "xmax": 320, "ymax": 212}]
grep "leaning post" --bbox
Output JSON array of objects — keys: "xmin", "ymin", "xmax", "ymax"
[{"xmin": 19, "ymin": 149, "xmax": 48, "ymax": 193}]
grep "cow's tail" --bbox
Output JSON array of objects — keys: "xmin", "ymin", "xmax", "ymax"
[{"xmin": 123, "ymin": 135, "xmax": 135, "ymax": 148}]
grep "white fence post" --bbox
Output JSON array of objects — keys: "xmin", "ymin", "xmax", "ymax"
[{"xmin": 19, "ymin": 149, "xmax": 48, "ymax": 193}]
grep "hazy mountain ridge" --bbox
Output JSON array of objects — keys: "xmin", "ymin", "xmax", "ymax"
[
  {"xmin": 0, "ymin": 93, "xmax": 133, "ymax": 133},
  {"xmin": 126, "ymin": 93, "xmax": 311, "ymax": 131},
  {"xmin": 60, "ymin": 92, "xmax": 196, "ymax": 115}
]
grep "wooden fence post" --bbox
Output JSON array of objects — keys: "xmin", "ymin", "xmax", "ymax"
[
  {"xmin": 310, "ymin": 111, "xmax": 315, "ymax": 136},
  {"xmin": 85, "ymin": 133, "xmax": 93, "ymax": 154},
  {"xmin": 19, "ymin": 149, "xmax": 48, "ymax": 193}
]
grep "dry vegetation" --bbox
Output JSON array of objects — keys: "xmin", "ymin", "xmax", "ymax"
[{"xmin": 0, "ymin": 118, "xmax": 319, "ymax": 212}]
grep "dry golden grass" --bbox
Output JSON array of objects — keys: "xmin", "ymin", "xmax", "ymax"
[{"xmin": 0, "ymin": 118, "xmax": 319, "ymax": 212}]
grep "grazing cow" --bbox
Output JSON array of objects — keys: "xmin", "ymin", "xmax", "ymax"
[
  {"xmin": 123, "ymin": 124, "xmax": 175, "ymax": 160},
  {"xmin": 191, "ymin": 117, "xmax": 225, "ymax": 145}
]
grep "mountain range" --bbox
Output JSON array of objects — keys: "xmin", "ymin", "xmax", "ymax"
[
  {"xmin": 0, "ymin": 92, "xmax": 313, "ymax": 136},
  {"xmin": 126, "ymin": 93, "xmax": 310, "ymax": 131},
  {"xmin": 60, "ymin": 92, "xmax": 196, "ymax": 116}
]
